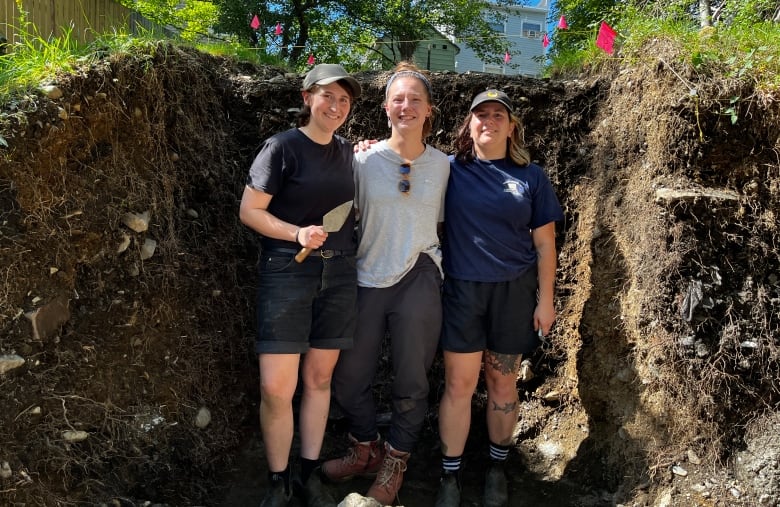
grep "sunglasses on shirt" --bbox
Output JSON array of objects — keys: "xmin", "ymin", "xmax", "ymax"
[{"xmin": 398, "ymin": 162, "xmax": 411, "ymax": 193}]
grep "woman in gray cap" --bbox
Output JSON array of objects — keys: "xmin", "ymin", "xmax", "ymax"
[
  {"xmin": 239, "ymin": 63, "xmax": 361, "ymax": 507},
  {"xmin": 434, "ymin": 90, "xmax": 564, "ymax": 507}
]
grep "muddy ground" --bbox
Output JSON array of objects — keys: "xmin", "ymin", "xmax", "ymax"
[{"xmin": 0, "ymin": 42, "xmax": 778, "ymax": 506}]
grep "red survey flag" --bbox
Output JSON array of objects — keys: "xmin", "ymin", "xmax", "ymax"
[
  {"xmin": 250, "ymin": 15, "xmax": 260, "ymax": 30},
  {"xmin": 558, "ymin": 16, "xmax": 568, "ymax": 30},
  {"xmin": 307, "ymin": 54, "xmax": 315, "ymax": 65},
  {"xmin": 504, "ymin": 51, "xmax": 511, "ymax": 64},
  {"xmin": 596, "ymin": 21, "xmax": 617, "ymax": 55},
  {"xmin": 274, "ymin": 22, "xmax": 283, "ymax": 36},
  {"xmin": 542, "ymin": 33, "xmax": 550, "ymax": 48}
]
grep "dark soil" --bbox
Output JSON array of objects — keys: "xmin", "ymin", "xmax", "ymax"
[{"xmin": 1, "ymin": 42, "xmax": 778, "ymax": 507}]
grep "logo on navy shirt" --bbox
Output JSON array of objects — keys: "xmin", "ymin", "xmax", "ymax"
[{"xmin": 503, "ymin": 180, "xmax": 528, "ymax": 196}]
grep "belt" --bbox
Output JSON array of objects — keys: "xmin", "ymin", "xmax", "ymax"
[{"xmin": 264, "ymin": 247, "xmax": 355, "ymax": 259}]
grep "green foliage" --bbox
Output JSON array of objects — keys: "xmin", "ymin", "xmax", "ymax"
[
  {"xmin": 716, "ymin": 0, "xmax": 779, "ymax": 25},
  {"xmin": 548, "ymin": 0, "xmax": 618, "ymax": 60},
  {"xmin": 195, "ymin": 41, "xmax": 288, "ymax": 67},
  {"xmin": 211, "ymin": 0, "xmax": 516, "ymax": 69},
  {"xmin": 0, "ymin": 24, "xmax": 79, "ymax": 97},
  {"xmin": 546, "ymin": 2, "xmax": 780, "ymax": 98},
  {"xmin": 118, "ymin": 0, "xmax": 219, "ymax": 41}
]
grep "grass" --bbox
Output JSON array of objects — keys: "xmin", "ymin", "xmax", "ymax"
[
  {"xmin": 0, "ymin": 25, "xmax": 81, "ymax": 96},
  {"xmin": 192, "ymin": 40, "xmax": 287, "ymax": 67},
  {"xmin": 0, "ymin": 27, "xmax": 289, "ymax": 104},
  {"xmin": 545, "ymin": 8, "xmax": 780, "ymax": 96}
]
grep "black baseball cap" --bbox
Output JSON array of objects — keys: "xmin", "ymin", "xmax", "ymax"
[
  {"xmin": 302, "ymin": 64, "xmax": 361, "ymax": 98},
  {"xmin": 470, "ymin": 89, "xmax": 513, "ymax": 113}
]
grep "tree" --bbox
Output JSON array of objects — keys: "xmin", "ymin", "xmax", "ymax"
[
  {"xmin": 118, "ymin": 0, "xmax": 547, "ymax": 70},
  {"xmin": 208, "ymin": 0, "xmax": 527, "ymax": 69},
  {"xmin": 118, "ymin": 0, "xmax": 220, "ymax": 41},
  {"xmin": 699, "ymin": 0, "xmax": 712, "ymax": 26},
  {"xmin": 334, "ymin": 0, "xmax": 518, "ymax": 68}
]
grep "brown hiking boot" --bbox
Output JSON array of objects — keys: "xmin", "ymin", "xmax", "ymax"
[
  {"xmin": 366, "ymin": 442, "xmax": 410, "ymax": 506},
  {"xmin": 321, "ymin": 434, "xmax": 384, "ymax": 482}
]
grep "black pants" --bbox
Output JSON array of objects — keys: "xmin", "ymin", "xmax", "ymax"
[{"xmin": 332, "ymin": 254, "xmax": 442, "ymax": 452}]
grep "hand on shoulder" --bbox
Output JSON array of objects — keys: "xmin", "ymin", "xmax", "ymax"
[{"xmin": 353, "ymin": 139, "xmax": 379, "ymax": 153}]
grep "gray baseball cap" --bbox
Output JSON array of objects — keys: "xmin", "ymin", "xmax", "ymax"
[
  {"xmin": 470, "ymin": 89, "xmax": 513, "ymax": 113},
  {"xmin": 302, "ymin": 64, "xmax": 361, "ymax": 98}
]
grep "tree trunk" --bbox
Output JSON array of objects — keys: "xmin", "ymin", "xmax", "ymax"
[{"xmin": 699, "ymin": 0, "xmax": 712, "ymax": 27}]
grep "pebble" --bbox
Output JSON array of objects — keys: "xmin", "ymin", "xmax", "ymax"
[
  {"xmin": 0, "ymin": 354, "xmax": 26, "ymax": 375},
  {"xmin": 194, "ymin": 407, "xmax": 211, "ymax": 429},
  {"xmin": 687, "ymin": 449, "xmax": 702, "ymax": 465},
  {"xmin": 62, "ymin": 430, "xmax": 89, "ymax": 442},
  {"xmin": 41, "ymin": 84, "xmax": 63, "ymax": 99},
  {"xmin": 672, "ymin": 465, "xmax": 688, "ymax": 477},
  {"xmin": 117, "ymin": 233, "xmax": 131, "ymax": 253},
  {"xmin": 122, "ymin": 211, "xmax": 150, "ymax": 233},
  {"xmin": 140, "ymin": 238, "xmax": 157, "ymax": 260}
]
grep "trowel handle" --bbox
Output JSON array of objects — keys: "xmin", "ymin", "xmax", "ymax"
[{"xmin": 295, "ymin": 247, "xmax": 313, "ymax": 263}]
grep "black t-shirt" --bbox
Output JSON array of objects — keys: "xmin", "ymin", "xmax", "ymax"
[{"xmin": 247, "ymin": 128, "xmax": 356, "ymax": 251}]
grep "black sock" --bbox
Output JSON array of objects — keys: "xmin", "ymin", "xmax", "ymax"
[
  {"xmin": 268, "ymin": 466, "xmax": 291, "ymax": 494},
  {"xmin": 300, "ymin": 457, "xmax": 320, "ymax": 484}
]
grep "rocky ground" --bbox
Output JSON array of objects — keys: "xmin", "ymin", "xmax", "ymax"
[{"xmin": 0, "ymin": 42, "xmax": 778, "ymax": 506}]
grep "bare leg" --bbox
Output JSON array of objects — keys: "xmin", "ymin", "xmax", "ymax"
[
  {"xmin": 258, "ymin": 353, "xmax": 301, "ymax": 471},
  {"xmin": 438, "ymin": 351, "xmax": 483, "ymax": 456},
  {"xmin": 484, "ymin": 351, "xmax": 522, "ymax": 446},
  {"xmin": 299, "ymin": 348, "xmax": 340, "ymax": 460}
]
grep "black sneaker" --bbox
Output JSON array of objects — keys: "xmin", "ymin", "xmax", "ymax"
[
  {"xmin": 483, "ymin": 463, "xmax": 508, "ymax": 507},
  {"xmin": 301, "ymin": 469, "xmax": 336, "ymax": 507},
  {"xmin": 260, "ymin": 475, "xmax": 291, "ymax": 507},
  {"xmin": 434, "ymin": 471, "xmax": 461, "ymax": 507}
]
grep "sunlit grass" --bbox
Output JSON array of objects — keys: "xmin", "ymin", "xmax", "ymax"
[
  {"xmin": 194, "ymin": 40, "xmax": 287, "ymax": 67},
  {"xmin": 0, "ymin": 25, "xmax": 82, "ymax": 96},
  {"xmin": 547, "ymin": 8, "xmax": 780, "ymax": 95}
]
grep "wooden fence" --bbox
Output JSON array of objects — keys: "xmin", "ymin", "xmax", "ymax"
[{"xmin": 0, "ymin": 0, "xmax": 160, "ymax": 46}]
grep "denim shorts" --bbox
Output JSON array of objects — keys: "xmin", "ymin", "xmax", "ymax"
[
  {"xmin": 441, "ymin": 266, "xmax": 540, "ymax": 355},
  {"xmin": 254, "ymin": 250, "xmax": 357, "ymax": 354}
]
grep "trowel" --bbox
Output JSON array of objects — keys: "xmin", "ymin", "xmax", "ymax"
[{"xmin": 294, "ymin": 200, "xmax": 353, "ymax": 263}]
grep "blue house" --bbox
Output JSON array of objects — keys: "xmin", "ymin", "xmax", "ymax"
[{"xmin": 454, "ymin": 0, "xmax": 549, "ymax": 77}]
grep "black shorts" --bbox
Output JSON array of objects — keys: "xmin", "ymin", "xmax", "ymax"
[
  {"xmin": 254, "ymin": 250, "xmax": 357, "ymax": 354},
  {"xmin": 441, "ymin": 267, "xmax": 539, "ymax": 355}
]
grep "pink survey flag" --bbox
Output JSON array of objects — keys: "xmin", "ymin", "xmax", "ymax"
[
  {"xmin": 307, "ymin": 54, "xmax": 315, "ymax": 65},
  {"xmin": 274, "ymin": 22, "xmax": 283, "ymax": 36},
  {"xmin": 504, "ymin": 51, "xmax": 511, "ymax": 64},
  {"xmin": 542, "ymin": 33, "xmax": 550, "ymax": 48},
  {"xmin": 558, "ymin": 16, "xmax": 568, "ymax": 30},
  {"xmin": 596, "ymin": 21, "xmax": 617, "ymax": 55},
  {"xmin": 250, "ymin": 15, "xmax": 260, "ymax": 30}
]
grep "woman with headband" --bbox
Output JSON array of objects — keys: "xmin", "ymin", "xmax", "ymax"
[{"xmin": 322, "ymin": 62, "xmax": 449, "ymax": 505}]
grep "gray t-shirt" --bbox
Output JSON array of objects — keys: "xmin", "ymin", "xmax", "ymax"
[{"xmin": 354, "ymin": 140, "xmax": 450, "ymax": 288}]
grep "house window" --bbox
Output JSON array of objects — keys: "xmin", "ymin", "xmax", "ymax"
[
  {"xmin": 489, "ymin": 22, "xmax": 504, "ymax": 33},
  {"xmin": 523, "ymin": 22, "xmax": 541, "ymax": 38},
  {"xmin": 442, "ymin": 44, "xmax": 447, "ymax": 50}
]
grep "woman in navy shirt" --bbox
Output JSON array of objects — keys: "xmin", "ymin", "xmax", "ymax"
[{"xmin": 435, "ymin": 90, "xmax": 564, "ymax": 507}]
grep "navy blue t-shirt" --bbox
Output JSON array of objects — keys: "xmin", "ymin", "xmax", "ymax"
[
  {"xmin": 247, "ymin": 128, "xmax": 356, "ymax": 251},
  {"xmin": 443, "ymin": 156, "xmax": 564, "ymax": 282}
]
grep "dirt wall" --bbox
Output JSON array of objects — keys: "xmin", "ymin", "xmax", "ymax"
[{"xmin": 0, "ymin": 42, "xmax": 778, "ymax": 506}]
